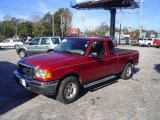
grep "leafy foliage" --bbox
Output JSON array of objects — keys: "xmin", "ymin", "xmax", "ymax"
[{"xmin": 0, "ymin": 8, "xmax": 73, "ymax": 39}]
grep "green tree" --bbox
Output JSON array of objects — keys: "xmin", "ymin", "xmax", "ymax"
[
  {"xmin": 42, "ymin": 12, "xmax": 52, "ymax": 36},
  {"xmin": 17, "ymin": 22, "xmax": 33, "ymax": 37},
  {"xmin": 97, "ymin": 22, "xmax": 110, "ymax": 36},
  {"xmin": 33, "ymin": 21, "xmax": 43, "ymax": 37},
  {"xmin": 54, "ymin": 8, "xmax": 72, "ymax": 36},
  {"xmin": 0, "ymin": 21, "xmax": 15, "ymax": 38}
]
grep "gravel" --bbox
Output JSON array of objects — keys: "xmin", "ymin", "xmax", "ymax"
[{"xmin": 0, "ymin": 46, "xmax": 160, "ymax": 120}]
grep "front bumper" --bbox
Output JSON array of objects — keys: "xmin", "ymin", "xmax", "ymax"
[{"xmin": 14, "ymin": 70, "xmax": 59, "ymax": 95}]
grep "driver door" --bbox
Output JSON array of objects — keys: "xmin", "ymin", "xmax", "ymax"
[
  {"xmin": 84, "ymin": 41, "xmax": 111, "ymax": 83},
  {"xmin": 27, "ymin": 38, "xmax": 40, "ymax": 56}
]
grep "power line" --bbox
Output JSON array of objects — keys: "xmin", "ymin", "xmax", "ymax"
[{"xmin": 0, "ymin": 4, "xmax": 43, "ymax": 15}]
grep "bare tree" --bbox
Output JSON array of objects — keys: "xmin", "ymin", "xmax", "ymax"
[
  {"xmin": 29, "ymin": 15, "xmax": 41, "ymax": 23},
  {"xmin": 3, "ymin": 15, "xmax": 12, "ymax": 21},
  {"xmin": 61, "ymin": 9, "xmax": 72, "ymax": 36}
]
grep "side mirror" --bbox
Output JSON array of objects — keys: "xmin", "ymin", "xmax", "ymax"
[{"xmin": 90, "ymin": 52, "xmax": 98, "ymax": 58}]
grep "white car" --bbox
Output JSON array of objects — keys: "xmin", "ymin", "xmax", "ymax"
[
  {"xmin": 138, "ymin": 38, "xmax": 154, "ymax": 47},
  {"xmin": 0, "ymin": 38, "xmax": 23, "ymax": 48}
]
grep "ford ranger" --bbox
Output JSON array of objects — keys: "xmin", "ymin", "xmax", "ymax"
[{"xmin": 14, "ymin": 37, "xmax": 139, "ymax": 104}]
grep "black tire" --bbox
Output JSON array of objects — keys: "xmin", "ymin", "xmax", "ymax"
[
  {"xmin": 56, "ymin": 76, "xmax": 79, "ymax": 104},
  {"xmin": 147, "ymin": 43, "xmax": 151, "ymax": 47},
  {"xmin": 47, "ymin": 50, "xmax": 53, "ymax": 53},
  {"xmin": 121, "ymin": 63, "xmax": 133, "ymax": 80},
  {"xmin": 19, "ymin": 49, "xmax": 27, "ymax": 58}
]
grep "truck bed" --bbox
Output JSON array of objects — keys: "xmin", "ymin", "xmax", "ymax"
[{"xmin": 115, "ymin": 48, "xmax": 137, "ymax": 54}]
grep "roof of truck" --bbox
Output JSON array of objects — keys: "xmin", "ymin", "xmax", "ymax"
[{"xmin": 67, "ymin": 36, "xmax": 113, "ymax": 41}]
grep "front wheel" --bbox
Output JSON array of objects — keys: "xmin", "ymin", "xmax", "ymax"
[
  {"xmin": 121, "ymin": 63, "xmax": 133, "ymax": 80},
  {"xmin": 19, "ymin": 49, "xmax": 27, "ymax": 58},
  {"xmin": 147, "ymin": 43, "xmax": 151, "ymax": 47},
  {"xmin": 56, "ymin": 76, "xmax": 79, "ymax": 104}
]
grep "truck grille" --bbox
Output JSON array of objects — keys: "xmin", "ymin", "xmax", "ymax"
[{"xmin": 18, "ymin": 62, "xmax": 35, "ymax": 79}]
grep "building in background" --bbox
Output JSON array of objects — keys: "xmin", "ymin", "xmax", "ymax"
[{"xmin": 68, "ymin": 28, "xmax": 80, "ymax": 36}]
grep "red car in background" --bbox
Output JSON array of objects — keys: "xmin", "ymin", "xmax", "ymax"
[{"xmin": 153, "ymin": 38, "xmax": 160, "ymax": 48}]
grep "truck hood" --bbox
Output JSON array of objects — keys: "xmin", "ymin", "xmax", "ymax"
[{"xmin": 20, "ymin": 52, "xmax": 85, "ymax": 70}]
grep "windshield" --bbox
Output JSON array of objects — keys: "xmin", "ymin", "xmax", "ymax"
[{"xmin": 54, "ymin": 38, "xmax": 90, "ymax": 56}]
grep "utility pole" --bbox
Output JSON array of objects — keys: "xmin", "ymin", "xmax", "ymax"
[
  {"xmin": 119, "ymin": 23, "xmax": 121, "ymax": 45},
  {"xmin": 4, "ymin": 26, "xmax": 5, "ymax": 37},
  {"xmin": 140, "ymin": 0, "xmax": 143, "ymax": 38},
  {"xmin": 52, "ymin": 11, "xmax": 55, "ymax": 36},
  {"xmin": 61, "ymin": 14, "xmax": 64, "ymax": 37}
]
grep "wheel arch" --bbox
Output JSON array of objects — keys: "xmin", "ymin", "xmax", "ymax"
[
  {"xmin": 55, "ymin": 72, "xmax": 82, "ymax": 97},
  {"xmin": 59, "ymin": 73, "xmax": 81, "ymax": 84},
  {"xmin": 18, "ymin": 48, "xmax": 27, "ymax": 54},
  {"xmin": 127, "ymin": 60, "xmax": 133, "ymax": 64},
  {"xmin": 47, "ymin": 49, "xmax": 53, "ymax": 53}
]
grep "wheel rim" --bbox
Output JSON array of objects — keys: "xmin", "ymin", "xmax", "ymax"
[
  {"xmin": 20, "ymin": 51, "xmax": 25, "ymax": 58},
  {"xmin": 126, "ymin": 66, "xmax": 132, "ymax": 77},
  {"xmin": 64, "ymin": 83, "xmax": 77, "ymax": 99}
]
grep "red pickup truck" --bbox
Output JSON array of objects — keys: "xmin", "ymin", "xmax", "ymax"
[
  {"xmin": 14, "ymin": 37, "xmax": 139, "ymax": 104},
  {"xmin": 153, "ymin": 38, "xmax": 160, "ymax": 48}
]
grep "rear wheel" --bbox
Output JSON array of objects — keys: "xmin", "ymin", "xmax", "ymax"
[
  {"xmin": 147, "ymin": 43, "xmax": 151, "ymax": 47},
  {"xmin": 19, "ymin": 49, "xmax": 27, "ymax": 58},
  {"xmin": 121, "ymin": 63, "xmax": 133, "ymax": 80},
  {"xmin": 14, "ymin": 44, "xmax": 19, "ymax": 49},
  {"xmin": 47, "ymin": 50, "xmax": 53, "ymax": 53},
  {"xmin": 56, "ymin": 76, "xmax": 79, "ymax": 104}
]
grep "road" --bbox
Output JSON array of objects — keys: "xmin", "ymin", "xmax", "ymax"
[{"xmin": 0, "ymin": 46, "xmax": 160, "ymax": 120}]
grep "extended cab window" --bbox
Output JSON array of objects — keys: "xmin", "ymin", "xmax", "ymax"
[
  {"xmin": 40, "ymin": 38, "xmax": 50, "ymax": 45},
  {"xmin": 90, "ymin": 41, "xmax": 105, "ymax": 56},
  {"xmin": 31, "ymin": 38, "xmax": 40, "ymax": 45},
  {"xmin": 107, "ymin": 41, "xmax": 115, "ymax": 54}
]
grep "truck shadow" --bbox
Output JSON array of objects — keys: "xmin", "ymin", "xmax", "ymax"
[
  {"xmin": 0, "ymin": 61, "xmax": 37, "ymax": 115},
  {"xmin": 77, "ymin": 67, "xmax": 140, "ymax": 101},
  {"xmin": 77, "ymin": 77, "xmax": 118, "ymax": 100},
  {"xmin": 48, "ymin": 68, "xmax": 140, "ymax": 103},
  {"xmin": 133, "ymin": 67, "xmax": 140, "ymax": 74},
  {"xmin": 154, "ymin": 64, "xmax": 160, "ymax": 73}
]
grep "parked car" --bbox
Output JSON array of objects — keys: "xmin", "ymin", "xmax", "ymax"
[
  {"xmin": 120, "ymin": 37, "xmax": 130, "ymax": 45},
  {"xmin": 0, "ymin": 38, "xmax": 23, "ymax": 48},
  {"xmin": 153, "ymin": 38, "xmax": 160, "ymax": 48},
  {"xmin": 138, "ymin": 38, "xmax": 154, "ymax": 47},
  {"xmin": 16, "ymin": 37, "xmax": 61, "ymax": 58},
  {"xmin": 130, "ymin": 39, "xmax": 139, "ymax": 46},
  {"xmin": 14, "ymin": 37, "xmax": 139, "ymax": 104}
]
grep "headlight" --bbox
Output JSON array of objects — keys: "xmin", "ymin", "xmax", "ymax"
[{"xmin": 35, "ymin": 68, "xmax": 52, "ymax": 79}]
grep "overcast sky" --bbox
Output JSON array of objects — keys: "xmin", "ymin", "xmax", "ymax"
[{"xmin": 0, "ymin": 0, "xmax": 159, "ymax": 31}]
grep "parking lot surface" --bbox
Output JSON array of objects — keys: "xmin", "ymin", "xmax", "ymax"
[{"xmin": 0, "ymin": 46, "xmax": 160, "ymax": 120}]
